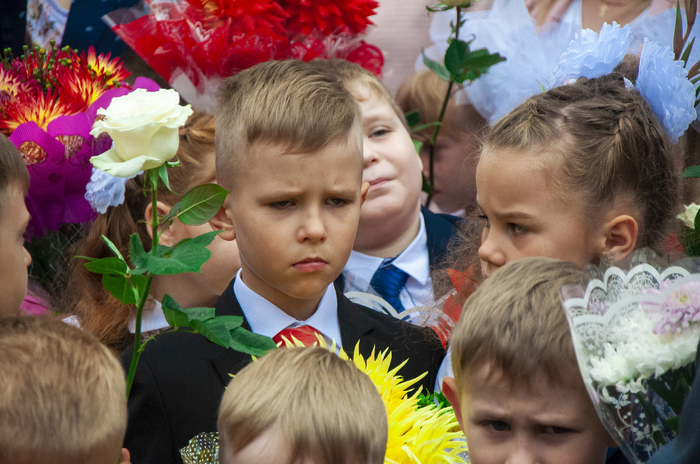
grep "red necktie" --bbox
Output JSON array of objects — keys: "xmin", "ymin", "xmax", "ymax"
[{"xmin": 273, "ymin": 325, "xmax": 323, "ymax": 347}]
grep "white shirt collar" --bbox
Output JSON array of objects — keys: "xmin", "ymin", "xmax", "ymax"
[
  {"xmin": 345, "ymin": 212, "xmax": 430, "ymax": 285},
  {"xmin": 233, "ymin": 269, "xmax": 343, "ymax": 347},
  {"xmin": 128, "ymin": 298, "xmax": 169, "ymax": 333}
]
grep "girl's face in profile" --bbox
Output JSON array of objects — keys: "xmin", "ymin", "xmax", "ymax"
[{"xmin": 476, "ymin": 148, "xmax": 602, "ymax": 279}]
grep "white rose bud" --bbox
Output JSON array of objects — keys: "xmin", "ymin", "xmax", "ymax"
[
  {"xmin": 89, "ymin": 89, "xmax": 193, "ymax": 177},
  {"xmin": 678, "ymin": 203, "xmax": 700, "ymax": 229}
]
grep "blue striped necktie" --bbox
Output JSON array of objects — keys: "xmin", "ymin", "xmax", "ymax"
[{"xmin": 370, "ymin": 258, "xmax": 409, "ymax": 314}]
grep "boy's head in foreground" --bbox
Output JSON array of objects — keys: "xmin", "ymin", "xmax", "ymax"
[
  {"xmin": 396, "ymin": 69, "xmax": 487, "ymax": 215},
  {"xmin": 442, "ymin": 257, "xmax": 615, "ymax": 464},
  {"xmin": 0, "ymin": 316, "xmax": 127, "ymax": 464},
  {"xmin": 218, "ymin": 346, "xmax": 387, "ymax": 464},
  {"xmin": 212, "ymin": 60, "xmax": 368, "ymax": 317},
  {"xmin": 309, "ymin": 59, "xmax": 423, "ymax": 256},
  {"xmin": 0, "ymin": 134, "xmax": 31, "ymax": 318}
]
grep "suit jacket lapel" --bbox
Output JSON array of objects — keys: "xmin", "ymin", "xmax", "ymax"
[{"xmin": 211, "ymin": 279, "xmax": 254, "ymax": 384}]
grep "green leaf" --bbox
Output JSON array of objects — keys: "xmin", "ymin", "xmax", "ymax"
[
  {"xmin": 681, "ymin": 38, "xmax": 696, "ymax": 65},
  {"xmin": 129, "ymin": 233, "xmax": 150, "ymax": 273},
  {"xmin": 101, "ymin": 235, "xmax": 125, "ymax": 261},
  {"xmin": 666, "ymin": 415, "xmax": 680, "ymax": 433},
  {"xmin": 689, "ymin": 0, "xmax": 698, "ymax": 41},
  {"xmin": 156, "ymin": 163, "xmax": 174, "ymax": 193},
  {"xmin": 454, "ymin": 47, "xmax": 506, "ymax": 84},
  {"xmin": 422, "ymin": 173, "xmax": 434, "ymax": 195},
  {"xmin": 413, "ymin": 139, "xmax": 424, "ymax": 155},
  {"xmin": 675, "ymin": 1, "xmax": 684, "ymax": 60},
  {"xmin": 160, "ymin": 201, "xmax": 181, "ymax": 227},
  {"xmin": 683, "ymin": 165, "xmax": 700, "ymax": 178},
  {"xmin": 215, "ymin": 315, "xmax": 245, "ymax": 330},
  {"xmin": 161, "ymin": 294, "xmax": 189, "ymax": 328},
  {"xmin": 130, "ymin": 275, "xmax": 149, "ymax": 304},
  {"xmin": 412, "ymin": 121, "xmax": 441, "ymax": 132},
  {"xmin": 103, "ymin": 274, "xmax": 136, "ymax": 305},
  {"xmin": 192, "ymin": 319, "xmax": 232, "ymax": 347},
  {"xmin": 405, "ymin": 110, "xmax": 420, "ymax": 128},
  {"xmin": 444, "ymin": 39, "xmax": 470, "ymax": 77},
  {"xmin": 229, "ymin": 327, "xmax": 278, "ymax": 356},
  {"xmin": 165, "ymin": 158, "xmax": 180, "ymax": 168},
  {"xmin": 147, "ymin": 230, "xmax": 221, "ymax": 275},
  {"xmin": 84, "ymin": 257, "xmax": 128, "ymax": 275},
  {"xmin": 422, "ymin": 50, "xmax": 451, "ymax": 81},
  {"xmin": 177, "ymin": 184, "xmax": 229, "ymax": 226}
]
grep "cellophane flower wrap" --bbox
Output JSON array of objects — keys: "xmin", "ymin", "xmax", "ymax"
[
  {"xmin": 104, "ymin": 0, "xmax": 384, "ymax": 112},
  {"xmin": 560, "ymin": 250, "xmax": 700, "ymax": 463},
  {"xmin": 0, "ymin": 43, "xmax": 160, "ymax": 237}
]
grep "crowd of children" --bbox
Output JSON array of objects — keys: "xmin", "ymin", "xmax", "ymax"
[{"xmin": 4, "ymin": 2, "xmax": 700, "ymax": 464}]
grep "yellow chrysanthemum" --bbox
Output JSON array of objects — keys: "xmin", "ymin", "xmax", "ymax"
[{"xmin": 279, "ymin": 336, "xmax": 469, "ymax": 464}]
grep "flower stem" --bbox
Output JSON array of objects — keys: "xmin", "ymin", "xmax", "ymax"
[
  {"xmin": 125, "ymin": 184, "xmax": 158, "ymax": 399},
  {"xmin": 425, "ymin": 6, "xmax": 460, "ymax": 208},
  {"xmin": 634, "ymin": 392, "xmax": 666, "ymax": 447}
]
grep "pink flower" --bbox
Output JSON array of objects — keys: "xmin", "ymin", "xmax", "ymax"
[{"xmin": 653, "ymin": 281, "xmax": 700, "ymax": 335}]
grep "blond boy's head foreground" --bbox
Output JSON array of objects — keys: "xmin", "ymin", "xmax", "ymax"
[
  {"xmin": 0, "ymin": 134, "xmax": 31, "ymax": 318},
  {"xmin": 308, "ymin": 59, "xmax": 424, "ymax": 258},
  {"xmin": 218, "ymin": 346, "xmax": 388, "ymax": 464},
  {"xmin": 0, "ymin": 316, "xmax": 127, "ymax": 464},
  {"xmin": 211, "ymin": 60, "xmax": 368, "ymax": 320},
  {"xmin": 442, "ymin": 257, "xmax": 616, "ymax": 464}
]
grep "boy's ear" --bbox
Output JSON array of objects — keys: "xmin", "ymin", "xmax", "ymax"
[
  {"xmin": 360, "ymin": 181, "xmax": 369, "ymax": 205},
  {"xmin": 144, "ymin": 201, "xmax": 177, "ymax": 246},
  {"xmin": 209, "ymin": 206, "xmax": 236, "ymax": 241},
  {"xmin": 441, "ymin": 377, "xmax": 465, "ymax": 431},
  {"xmin": 597, "ymin": 214, "xmax": 638, "ymax": 262}
]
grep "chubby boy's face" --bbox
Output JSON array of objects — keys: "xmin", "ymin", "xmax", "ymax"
[
  {"xmin": 0, "ymin": 186, "xmax": 31, "ymax": 318},
  {"xmin": 222, "ymin": 134, "xmax": 367, "ymax": 314},
  {"xmin": 356, "ymin": 86, "xmax": 423, "ymax": 228},
  {"xmin": 443, "ymin": 365, "xmax": 613, "ymax": 464}
]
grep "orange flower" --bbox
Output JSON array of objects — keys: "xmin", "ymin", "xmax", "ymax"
[{"xmin": 0, "ymin": 90, "xmax": 82, "ymax": 133}]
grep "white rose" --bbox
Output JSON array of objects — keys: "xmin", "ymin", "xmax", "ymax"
[
  {"xmin": 678, "ymin": 203, "xmax": 700, "ymax": 229},
  {"xmin": 89, "ymin": 89, "xmax": 193, "ymax": 177}
]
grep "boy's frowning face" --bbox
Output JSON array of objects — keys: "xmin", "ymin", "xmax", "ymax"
[
  {"xmin": 0, "ymin": 186, "xmax": 31, "ymax": 318},
  {"xmin": 452, "ymin": 365, "xmax": 613, "ymax": 464},
  {"xmin": 357, "ymin": 87, "xmax": 423, "ymax": 226},
  {"xmin": 227, "ymin": 134, "xmax": 366, "ymax": 312}
]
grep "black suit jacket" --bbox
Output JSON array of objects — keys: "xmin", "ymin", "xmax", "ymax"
[{"xmin": 122, "ymin": 281, "xmax": 445, "ymax": 464}]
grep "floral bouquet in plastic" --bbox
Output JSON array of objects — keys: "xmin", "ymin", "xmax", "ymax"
[
  {"xmin": 104, "ymin": 0, "xmax": 384, "ymax": 112},
  {"xmin": 560, "ymin": 251, "xmax": 700, "ymax": 463},
  {"xmin": 0, "ymin": 42, "xmax": 157, "ymax": 238}
]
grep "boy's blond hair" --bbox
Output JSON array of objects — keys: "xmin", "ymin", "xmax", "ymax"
[
  {"xmin": 218, "ymin": 347, "xmax": 388, "ymax": 464},
  {"xmin": 451, "ymin": 257, "xmax": 582, "ymax": 391},
  {"xmin": 309, "ymin": 58, "xmax": 409, "ymax": 129},
  {"xmin": 395, "ymin": 69, "xmax": 487, "ymax": 142},
  {"xmin": 215, "ymin": 60, "xmax": 362, "ymax": 190},
  {"xmin": 0, "ymin": 316, "xmax": 126, "ymax": 464}
]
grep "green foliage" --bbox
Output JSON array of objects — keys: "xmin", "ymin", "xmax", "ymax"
[
  {"xmin": 445, "ymin": 40, "xmax": 506, "ymax": 83},
  {"xmin": 422, "ymin": 51, "xmax": 451, "ymax": 81},
  {"xmin": 162, "ymin": 295, "xmax": 277, "ymax": 356},
  {"xmin": 405, "ymin": 110, "xmax": 421, "ymax": 128},
  {"xmin": 684, "ymin": 165, "xmax": 700, "ymax": 178},
  {"xmin": 147, "ymin": 231, "xmax": 221, "ymax": 275},
  {"xmin": 84, "ymin": 256, "xmax": 128, "ymax": 275},
  {"xmin": 178, "ymin": 183, "xmax": 229, "ymax": 226},
  {"xmin": 416, "ymin": 390, "xmax": 451, "ymax": 410}
]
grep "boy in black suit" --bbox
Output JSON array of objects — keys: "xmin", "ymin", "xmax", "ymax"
[
  {"xmin": 122, "ymin": 60, "xmax": 445, "ymax": 464},
  {"xmin": 309, "ymin": 59, "xmax": 462, "ymax": 323}
]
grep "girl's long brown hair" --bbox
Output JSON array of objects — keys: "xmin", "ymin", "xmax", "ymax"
[{"xmin": 63, "ymin": 112, "xmax": 217, "ymax": 352}]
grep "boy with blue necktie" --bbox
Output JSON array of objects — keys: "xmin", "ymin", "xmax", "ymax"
[{"xmin": 122, "ymin": 60, "xmax": 445, "ymax": 464}]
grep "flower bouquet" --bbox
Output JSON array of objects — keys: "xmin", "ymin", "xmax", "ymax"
[
  {"xmin": 560, "ymin": 251, "xmax": 700, "ymax": 463},
  {"xmin": 103, "ymin": 0, "xmax": 384, "ymax": 112},
  {"xmin": 0, "ymin": 42, "xmax": 157, "ymax": 238}
]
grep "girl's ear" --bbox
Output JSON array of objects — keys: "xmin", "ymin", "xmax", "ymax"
[
  {"xmin": 209, "ymin": 206, "xmax": 236, "ymax": 241},
  {"xmin": 599, "ymin": 214, "xmax": 638, "ymax": 262},
  {"xmin": 441, "ymin": 377, "xmax": 465, "ymax": 431},
  {"xmin": 144, "ymin": 201, "xmax": 179, "ymax": 246}
]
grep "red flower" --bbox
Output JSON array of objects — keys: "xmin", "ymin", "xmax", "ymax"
[
  {"xmin": 187, "ymin": 0, "xmax": 289, "ymax": 38},
  {"xmin": 0, "ymin": 89, "xmax": 83, "ymax": 134},
  {"xmin": 280, "ymin": 0, "xmax": 378, "ymax": 36}
]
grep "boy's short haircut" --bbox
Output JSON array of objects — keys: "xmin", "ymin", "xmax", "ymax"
[
  {"xmin": 308, "ymin": 58, "xmax": 409, "ymax": 130},
  {"xmin": 395, "ymin": 69, "xmax": 487, "ymax": 142},
  {"xmin": 218, "ymin": 346, "xmax": 388, "ymax": 464},
  {"xmin": 0, "ymin": 134, "xmax": 29, "ymax": 211},
  {"xmin": 0, "ymin": 316, "xmax": 127, "ymax": 464},
  {"xmin": 450, "ymin": 257, "xmax": 582, "ymax": 391},
  {"xmin": 215, "ymin": 60, "xmax": 362, "ymax": 189}
]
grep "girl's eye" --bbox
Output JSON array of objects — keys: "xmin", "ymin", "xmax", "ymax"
[
  {"xmin": 543, "ymin": 426, "xmax": 571, "ymax": 435},
  {"xmin": 478, "ymin": 214, "xmax": 490, "ymax": 228},
  {"xmin": 486, "ymin": 421, "xmax": 510, "ymax": 432},
  {"xmin": 508, "ymin": 223, "xmax": 527, "ymax": 235}
]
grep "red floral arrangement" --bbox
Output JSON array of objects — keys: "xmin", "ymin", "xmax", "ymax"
[
  {"xmin": 0, "ymin": 43, "xmax": 157, "ymax": 237},
  {"xmin": 106, "ymin": 0, "xmax": 383, "ymax": 112},
  {"xmin": 432, "ymin": 265, "xmax": 477, "ymax": 347}
]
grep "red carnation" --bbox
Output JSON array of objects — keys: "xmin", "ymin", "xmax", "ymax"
[{"xmin": 281, "ymin": 0, "xmax": 378, "ymax": 37}]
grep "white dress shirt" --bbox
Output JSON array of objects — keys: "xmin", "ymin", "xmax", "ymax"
[
  {"xmin": 342, "ymin": 212, "xmax": 434, "ymax": 320},
  {"xmin": 233, "ymin": 269, "xmax": 343, "ymax": 348}
]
